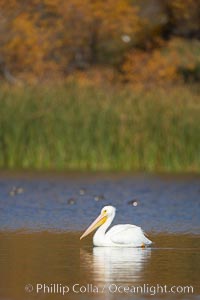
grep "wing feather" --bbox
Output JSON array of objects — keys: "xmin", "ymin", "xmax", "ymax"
[{"xmin": 108, "ymin": 224, "xmax": 152, "ymax": 246}]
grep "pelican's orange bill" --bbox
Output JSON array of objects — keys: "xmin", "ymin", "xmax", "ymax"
[{"xmin": 80, "ymin": 213, "xmax": 107, "ymax": 240}]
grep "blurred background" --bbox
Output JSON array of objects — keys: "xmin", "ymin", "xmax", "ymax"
[
  {"xmin": 0, "ymin": 2, "xmax": 200, "ymax": 299},
  {"xmin": 0, "ymin": 0, "xmax": 200, "ymax": 171}
]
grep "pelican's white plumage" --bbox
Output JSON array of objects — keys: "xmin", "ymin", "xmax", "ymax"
[{"xmin": 80, "ymin": 205, "xmax": 152, "ymax": 247}]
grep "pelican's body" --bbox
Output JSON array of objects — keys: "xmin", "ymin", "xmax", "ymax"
[{"xmin": 80, "ymin": 206, "xmax": 152, "ymax": 247}]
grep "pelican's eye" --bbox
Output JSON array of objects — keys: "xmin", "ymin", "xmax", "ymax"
[{"xmin": 103, "ymin": 209, "xmax": 107, "ymax": 214}]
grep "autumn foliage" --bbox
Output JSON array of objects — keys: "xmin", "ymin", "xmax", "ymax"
[{"xmin": 0, "ymin": 0, "xmax": 199, "ymax": 87}]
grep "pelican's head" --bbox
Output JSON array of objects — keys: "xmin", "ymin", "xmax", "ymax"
[
  {"xmin": 101, "ymin": 205, "xmax": 116, "ymax": 217},
  {"xmin": 80, "ymin": 205, "xmax": 116, "ymax": 240}
]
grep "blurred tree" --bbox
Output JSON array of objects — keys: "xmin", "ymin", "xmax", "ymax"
[
  {"xmin": 0, "ymin": 0, "xmax": 140, "ymax": 82},
  {"xmin": 167, "ymin": 38, "xmax": 200, "ymax": 82},
  {"xmin": 0, "ymin": 0, "xmax": 50, "ymax": 82},
  {"xmin": 122, "ymin": 47, "xmax": 179, "ymax": 88},
  {"xmin": 0, "ymin": 0, "xmax": 199, "ymax": 84},
  {"xmin": 163, "ymin": 0, "xmax": 200, "ymax": 38},
  {"xmin": 54, "ymin": 0, "xmax": 140, "ymax": 70}
]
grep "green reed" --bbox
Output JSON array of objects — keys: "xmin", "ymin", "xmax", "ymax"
[{"xmin": 0, "ymin": 83, "xmax": 199, "ymax": 172}]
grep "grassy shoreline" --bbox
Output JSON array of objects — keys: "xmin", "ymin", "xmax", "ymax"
[{"xmin": 0, "ymin": 83, "xmax": 199, "ymax": 172}]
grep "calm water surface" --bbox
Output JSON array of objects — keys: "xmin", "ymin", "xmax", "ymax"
[{"xmin": 0, "ymin": 172, "xmax": 199, "ymax": 300}]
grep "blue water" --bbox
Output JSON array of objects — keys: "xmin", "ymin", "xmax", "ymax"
[{"xmin": 0, "ymin": 173, "xmax": 199, "ymax": 233}]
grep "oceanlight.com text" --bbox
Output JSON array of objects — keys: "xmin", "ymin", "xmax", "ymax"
[{"xmin": 25, "ymin": 283, "xmax": 194, "ymax": 296}]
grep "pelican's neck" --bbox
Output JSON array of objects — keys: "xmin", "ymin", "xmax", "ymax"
[{"xmin": 94, "ymin": 212, "xmax": 115, "ymax": 239}]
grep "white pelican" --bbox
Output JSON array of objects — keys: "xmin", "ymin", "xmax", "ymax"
[{"xmin": 80, "ymin": 206, "xmax": 152, "ymax": 247}]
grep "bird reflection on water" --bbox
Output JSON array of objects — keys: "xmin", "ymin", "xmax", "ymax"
[{"xmin": 81, "ymin": 247, "xmax": 151, "ymax": 283}]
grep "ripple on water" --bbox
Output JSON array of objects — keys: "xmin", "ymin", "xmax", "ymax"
[{"xmin": 0, "ymin": 172, "xmax": 199, "ymax": 234}]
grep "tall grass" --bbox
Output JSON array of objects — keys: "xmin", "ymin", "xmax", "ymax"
[{"xmin": 0, "ymin": 83, "xmax": 199, "ymax": 172}]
